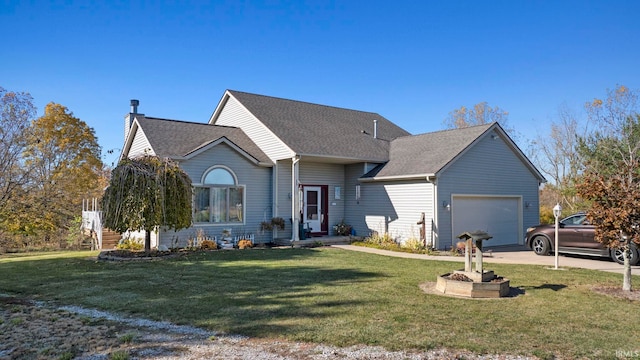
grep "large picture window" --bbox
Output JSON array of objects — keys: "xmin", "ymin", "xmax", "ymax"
[{"xmin": 194, "ymin": 167, "xmax": 244, "ymax": 224}]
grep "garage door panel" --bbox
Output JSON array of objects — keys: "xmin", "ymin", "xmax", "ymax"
[{"xmin": 452, "ymin": 196, "xmax": 520, "ymax": 247}]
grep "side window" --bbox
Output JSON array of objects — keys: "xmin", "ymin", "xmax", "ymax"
[
  {"xmin": 563, "ymin": 215, "xmax": 586, "ymax": 225},
  {"xmin": 574, "ymin": 215, "xmax": 587, "ymax": 225},
  {"xmin": 193, "ymin": 167, "xmax": 244, "ymax": 224}
]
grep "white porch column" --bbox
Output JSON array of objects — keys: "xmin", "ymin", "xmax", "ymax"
[{"xmin": 291, "ymin": 156, "xmax": 300, "ymax": 241}]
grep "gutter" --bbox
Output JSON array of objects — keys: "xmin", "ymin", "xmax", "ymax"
[{"xmin": 358, "ymin": 173, "xmax": 436, "ymax": 182}]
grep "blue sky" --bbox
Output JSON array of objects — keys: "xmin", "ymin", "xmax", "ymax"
[{"xmin": 2, "ymin": 1, "xmax": 639, "ymax": 167}]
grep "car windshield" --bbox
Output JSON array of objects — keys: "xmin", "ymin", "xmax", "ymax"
[{"xmin": 561, "ymin": 214, "xmax": 587, "ymax": 225}]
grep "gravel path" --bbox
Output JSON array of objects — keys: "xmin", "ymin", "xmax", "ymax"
[{"xmin": 0, "ymin": 295, "xmax": 538, "ymax": 360}]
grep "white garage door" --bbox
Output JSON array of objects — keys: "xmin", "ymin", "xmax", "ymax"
[{"xmin": 451, "ymin": 196, "xmax": 521, "ymax": 247}]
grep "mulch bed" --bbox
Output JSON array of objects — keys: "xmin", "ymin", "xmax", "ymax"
[{"xmin": 97, "ymin": 249, "xmax": 187, "ymax": 261}]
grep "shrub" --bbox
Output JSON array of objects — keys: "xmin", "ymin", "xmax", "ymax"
[
  {"xmin": 238, "ymin": 239, "xmax": 253, "ymax": 249},
  {"xmin": 333, "ymin": 220, "xmax": 352, "ymax": 236},
  {"xmin": 65, "ymin": 216, "xmax": 89, "ymax": 249},
  {"xmin": 366, "ymin": 232, "xmax": 397, "ymax": 247},
  {"xmin": 356, "ymin": 232, "xmax": 401, "ymax": 251},
  {"xmin": 116, "ymin": 237, "xmax": 144, "ymax": 251},
  {"xmin": 200, "ymin": 239, "xmax": 217, "ymax": 250},
  {"xmin": 402, "ymin": 237, "xmax": 425, "ymax": 251},
  {"xmin": 539, "ymin": 206, "xmax": 556, "ymax": 225}
]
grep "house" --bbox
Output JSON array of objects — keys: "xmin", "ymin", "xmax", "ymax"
[{"xmin": 119, "ymin": 90, "xmax": 545, "ymax": 250}]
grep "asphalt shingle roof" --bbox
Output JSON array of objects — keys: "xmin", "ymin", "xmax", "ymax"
[
  {"xmin": 136, "ymin": 117, "xmax": 272, "ymax": 164},
  {"xmin": 363, "ymin": 123, "xmax": 496, "ymax": 179},
  {"xmin": 227, "ymin": 90, "xmax": 411, "ymax": 162}
]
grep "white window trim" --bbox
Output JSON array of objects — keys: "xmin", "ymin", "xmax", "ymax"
[
  {"xmin": 193, "ymin": 166, "xmax": 245, "ymax": 225},
  {"xmin": 200, "ymin": 165, "xmax": 238, "ymax": 185}
]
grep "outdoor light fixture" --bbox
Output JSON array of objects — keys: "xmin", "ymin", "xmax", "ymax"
[
  {"xmin": 553, "ymin": 203, "xmax": 562, "ymax": 269},
  {"xmin": 442, "ymin": 201, "xmax": 451, "ymax": 211}
]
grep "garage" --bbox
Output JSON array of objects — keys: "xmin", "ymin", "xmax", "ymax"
[{"xmin": 451, "ymin": 195, "xmax": 522, "ymax": 247}]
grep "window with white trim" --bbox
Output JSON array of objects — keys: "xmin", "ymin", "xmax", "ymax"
[{"xmin": 193, "ymin": 167, "xmax": 244, "ymax": 224}]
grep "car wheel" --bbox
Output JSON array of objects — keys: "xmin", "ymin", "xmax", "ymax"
[
  {"xmin": 611, "ymin": 245, "xmax": 640, "ymax": 265},
  {"xmin": 531, "ymin": 236, "xmax": 551, "ymax": 256}
]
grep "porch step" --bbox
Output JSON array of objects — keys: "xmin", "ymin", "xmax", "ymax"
[
  {"xmin": 272, "ymin": 238, "xmax": 293, "ymax": 246},
  {"xmin": 291, "ymin": 236, "xmax": 352, "ymax": 247},
  {"xmin": 101, "ymin": 229, "xmax": 121, "ymax": 249}
]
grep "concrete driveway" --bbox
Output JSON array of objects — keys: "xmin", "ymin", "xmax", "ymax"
[{"xmin": 333, "ymin": 244, "xmax": 640, "ymax": 275}]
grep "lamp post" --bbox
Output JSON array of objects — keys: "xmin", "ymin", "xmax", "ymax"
[{"xmin": 553, "ymin": 203, "xmax": 562, "ymax": 269}]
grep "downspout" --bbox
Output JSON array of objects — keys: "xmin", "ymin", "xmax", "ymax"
[
  {"xmin": 272, "ymin": 162, "xmax": 278, "ymax": 242},
  {"xmin": 291, "ymin": 156, "xmax": 300, "ymax": 242},
  {"xmin": 430, "ymin": 176, "xmax": 438, "ymax": 249}
]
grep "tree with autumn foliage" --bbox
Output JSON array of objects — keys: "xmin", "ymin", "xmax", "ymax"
[
  {"xmin": 7, "ymin": 103, "xmax": 103, "ymax": 243},
  {"xmin": 102, "ymin": 155, "xmax": 192, "ymax": 253},
  {"xmin": 577, "ymin": 108, "xmax": 640, "ymax": 291},
  {"xmin": 443, "ymin": 102, "xmax": 510, "ymax": 128}
]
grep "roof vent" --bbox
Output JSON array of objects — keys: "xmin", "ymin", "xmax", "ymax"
[{"xmin": 130, "ymin": 99, "xmax": 139, "ymax": 114}]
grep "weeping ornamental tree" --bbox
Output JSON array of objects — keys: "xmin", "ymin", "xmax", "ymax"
[{"xmin": 102, "ymin": 155, "xmax": 192, "ymax": 252}]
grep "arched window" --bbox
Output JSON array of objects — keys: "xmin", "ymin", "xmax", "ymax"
[
  {"xmin": 204, "ymin": 168, "xmax": 235, "ymax": 185},
  {"xmin": 193, "ymin": 167, "xmax": 244, "ymax": 224}
]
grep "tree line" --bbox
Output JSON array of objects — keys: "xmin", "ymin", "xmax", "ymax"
[
  {"xmin": 0, "ymin": 86, "xmax": 106, "ymax": 251},
  {"xmin": 444, "ymin": 85, "xmax": 639, "ymax": 222}
]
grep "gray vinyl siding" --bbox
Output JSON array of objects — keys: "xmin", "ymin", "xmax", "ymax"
[
  {"xmin": 344, "ymin": 164, "xmax": 367, "ymax": 236},
  {"xmin": 299, "ymin": 161, "xmax": 345, "ymax": 233},
  {"xmin": 215, "ymin": 96, "xmax": 294, "ymax": 161},
  {"xmin": 158, "ymin": 142, "xmax": 273, "ymax": 247},
  {"xmin": 436, "ymin": 129, "xmax": 540, "ymax": 249},
  {"xmin": 383, "ymin": 181, "xmax": 434, "ymax": 245},
  {"xmin": 273, "ymin": 159, "xmax": 293, "ymax": 240},
  {"xmin": 345, "ymin": 164, "xmax": 435, "ymax": 243},
  {"xmin": 128, "ymin": 129, "xmax": 154, "ymax": 158},
  {"xmin": 359, "ymin": 180, "xmax": 433, "ymax": 243}
]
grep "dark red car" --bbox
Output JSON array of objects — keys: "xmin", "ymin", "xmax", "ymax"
[{"xmin": 525, "ymin": 213, "xmax": 640, "ymax": 265}]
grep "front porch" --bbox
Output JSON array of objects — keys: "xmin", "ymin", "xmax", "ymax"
[{"xmin": 275, "ymin": 235, "xmax": 357, "ymax": 247}]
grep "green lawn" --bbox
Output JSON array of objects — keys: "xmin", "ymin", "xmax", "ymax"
[{"xmin": 1, "ymin": 248, "xmax": 639, "ymax": 359}]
